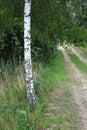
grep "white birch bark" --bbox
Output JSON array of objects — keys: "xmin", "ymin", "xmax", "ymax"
[{"xmin": 24, "ymin": 0, "xmax": 37, "ymax": 106}]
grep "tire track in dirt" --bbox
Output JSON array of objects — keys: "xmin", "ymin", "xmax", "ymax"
[{"xmin": 58, "ymin": 46, "xmax": 87, "ymax": 130}]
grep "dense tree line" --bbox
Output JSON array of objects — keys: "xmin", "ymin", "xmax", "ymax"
[
  {"xmin": 0, "ymin": 0, "xmax": 87, "ymax": 62},
  {"xmin": 70, "ymin": 0, "xmax": 87, "ymax": 44},
  {"xmin": 0, "ymin": 0, "xmax": 24, "ymax": 61}
]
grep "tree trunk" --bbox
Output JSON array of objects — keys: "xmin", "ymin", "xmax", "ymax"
[{"xmin": 24, "ymin": 0, "xmax": 37, "ymax": 106}]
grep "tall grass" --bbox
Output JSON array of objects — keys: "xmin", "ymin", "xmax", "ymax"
[
  {"xmin": 0, "ymin": 62, "xmax": 26, "ymax": 130},
  {"xmin": 0, "ymin": 51, "xmax": 79, "ymax": 130}
]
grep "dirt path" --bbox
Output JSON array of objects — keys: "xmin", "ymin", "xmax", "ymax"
[
  {"xmin": 59, "ymin": 46, "xmax": 87, "ymax": 130},
  {"xmin": 68, "ymin": 46, "xmax": 87, "ymax": 65}
]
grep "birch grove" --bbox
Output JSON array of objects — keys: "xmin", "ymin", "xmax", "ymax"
[{"xmin": 24, "ymin": 0, "xmax": 37, "ymax": 106}]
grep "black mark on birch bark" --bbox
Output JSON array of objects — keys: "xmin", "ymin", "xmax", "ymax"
[
  {"xmin": 24, "ymin": 36, "xmax": 31, "ymax": 41},
  {"xmin": 25, "ymin": 13, "xmax": 31, "ymax": 17}
]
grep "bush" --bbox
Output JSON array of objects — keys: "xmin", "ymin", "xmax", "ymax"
[
  {"xmin": 0, "ymin": 21, "xmax": 24, "ymax": 61},
  {"xmin": 31, "ymin": 39, "xmax": 57, "ymax": 62}
]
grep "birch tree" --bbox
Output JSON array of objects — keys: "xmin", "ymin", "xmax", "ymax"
[{"xmin": 24, "ymin": 0, "xmax": 37, "ymax": 106}]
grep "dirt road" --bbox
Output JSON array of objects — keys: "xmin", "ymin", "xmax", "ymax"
[{"xmin": 59, "ymin": 46, "xmax": 87, "ymax": 130}]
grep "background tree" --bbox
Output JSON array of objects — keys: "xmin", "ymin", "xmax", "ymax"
[
  {"xmin": 0, "ymin": 0, "xmax": 87, "ymax": 61},
  {"xmin": 69, "ymin": 0, "xmax": 87, "ymax": 44},
  {"xmin": 0, "ymin": 0, "xmax": 24, "ymax": 60}
]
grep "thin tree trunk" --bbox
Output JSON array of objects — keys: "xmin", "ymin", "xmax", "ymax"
[{"xmin": 24, "ymin": 0, "xmax": 37, "ymax": 106}]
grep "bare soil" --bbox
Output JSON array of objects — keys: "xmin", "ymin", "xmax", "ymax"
[{"xmin": 59, "ymin": 46, "xmax": 87, "ymax": 130}]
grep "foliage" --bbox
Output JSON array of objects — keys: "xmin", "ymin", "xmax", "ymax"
[
  {"xmin": 0, "ymin": 0, "xmax": 83, "ymax": 62},
  {"xmin": 31, "ymin": 0, "xmax": 76, "ymax": 58},
  {"xmin": 72, "ymin": 0, "xmax": 87, "ymax": 27},
  {"xmin": 0, "ymin": 0, "xmax": 24, "ymax": 60},
  {"xmin": 31, "ymin": 0, "xmax": 59, "ymax": 62},
  {"xmin": 70, "ymin": 0, "xmax": 87, "ymax": 44},
  {"xmin": 0, "ymin": 21, "xmax": 24, "ymax": 60},
  {"xmin": 0, "ymin": 0, "xmax": 87, "ymax": 60}
]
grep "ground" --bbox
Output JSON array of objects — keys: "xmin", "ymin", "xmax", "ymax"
[
  {"xmin": 45, "ymin": 46, "xmax": 87, "ymax": 130},
  {"xmin": 59, "ymin": 46, "xmax": 87, "ymax": 130}
]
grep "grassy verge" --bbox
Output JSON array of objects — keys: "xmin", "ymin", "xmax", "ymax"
[
  {"xmin": 67, "ymin": 49, "xmax": 87, "ymax": 73},
  {"xmin": 74, "ymin": 42, "xmax": 87, "ymax": 47},
  {"xmin": 0, "ymin": 51, "xmax": 79, "ymax": 130},
  {"xmin": 77, "ymin": 47, "xmax": 87, "ymax": 57}
]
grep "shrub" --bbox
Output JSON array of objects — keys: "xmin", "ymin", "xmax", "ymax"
[{"xmin": 0, "ymin": 21, "xmax": 24, "ymax": 61}]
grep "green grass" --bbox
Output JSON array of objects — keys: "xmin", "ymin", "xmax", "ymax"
[
  {"xmin": 67, "ymin": 50, "xmax": 87, "ymax": 74},
  {"xmin": 74, "ymin": 42, "xmax": 87, "ymax": 47},
  {"xmin": 0, "ymin": 51, "xmax": 80, "ymax": 130},
  {"xmin": 77, "ymin": 47, "xmax": 87, "ymax": 57}
]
